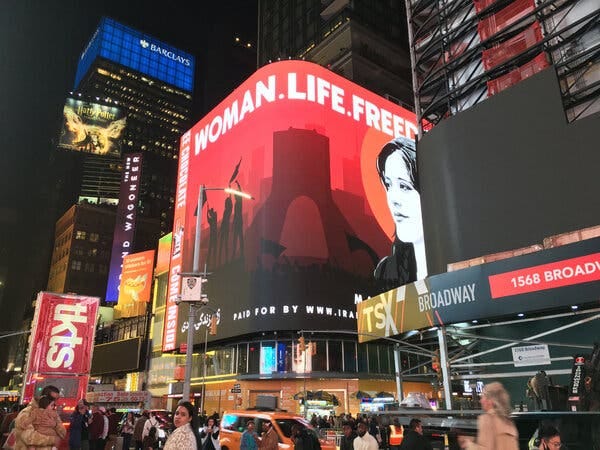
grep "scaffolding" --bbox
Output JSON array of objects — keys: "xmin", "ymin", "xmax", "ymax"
[{"xmin": 405, "ymin": 0, "xmax": 600, "ymax": 136}]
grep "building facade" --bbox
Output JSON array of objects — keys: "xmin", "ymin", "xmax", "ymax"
[
  {"xmin": 71, "ymin": 17, "xmax": 195, "ymax": 238},
  {"xmin": 258, "ymin": 0, "xmax": 414, "ymax": 107}
]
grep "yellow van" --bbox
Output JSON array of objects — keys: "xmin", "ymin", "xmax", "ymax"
[{"xmin": 219, "ymin": 410, "xmax": 336, "ymax": 450}]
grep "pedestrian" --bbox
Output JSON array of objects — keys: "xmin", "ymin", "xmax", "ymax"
[
  {"xmin": 121, "ymin": 412, "xmax": 135, "ymax": 450},
  {"xmin": 142, "ymin": 427, "xmax": 158, "ymax": 450},
  {"xmin": 105, "ymin": 408, "xmax": 119, "ymax": 450},
  {"xmin": 398, "ymin": 419, "xmax": 432, "ymax": 450},
  {"xmin": 163, "ymin": 402, "xmax": 201, "ymax": 450},
  {"xmin": 14, "ymin": 385, "xmax": 64, "ymax": 450},
  {"xmin": 142, "ymin": 413, "xmax": 160, "ymax": 443},
  {"xmin": 239, "ymin": 421, "xmax": 259, "ymax": 450},
  {"xmin": 290, "ymin": 424, "xmax": 321, "ymax": 450},
  {"xmin": 353, "ymin": 422, "xmax": 378, "ymax": 450},
  {"xmin": 199, "ymin": 417, "xmax": 220, "ymax": 450},
  {"xmin": 1, "ymin": 405, "xmax": 19, "ymax": 446},
  {"xmin": 69, "ymin": 403, "xmax": 89, "ymax": 450},
  {"xmin": 88, "ymin": 406, "xmax": 105, "ymax": 450},
  {"xmin": 339, "ymin": 423, "xmax": 357, "ymax": 450},
  {"xmin": 537, "ymin": 425, "xmax": 561, "ymax": 450},
  {"xmin": 133, "ymin": 412, "xmax": 148, "ymax": 450},
  {"xmin": 457, "ymin": 382, "xmax": 518, "ymax": 450},
  {"xmin": 259, "ymin": 422, "xmax": 278, "ymax": 450},
  {"xmin": 26, "ymin": 394, "xmax": 66, "ymax": 450}
]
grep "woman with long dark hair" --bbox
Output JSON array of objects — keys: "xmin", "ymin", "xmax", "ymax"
[
  {"xmin": 374, "ymin": 136, "xmax": 427, "ymax": 291},
  {"xmin": 164, "ymin": 402, "xmax": 201, "ymax": 450}
]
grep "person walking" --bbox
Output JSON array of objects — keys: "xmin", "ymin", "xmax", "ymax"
[
  {"xmin": 398, "ymin": 419, "xmax": 432, "ymax": 450},
  {"xmin": 240, "ymin": 421, "xmax": 259, "ymax": 450},
  {"xmin": 259, "ymin": 422, "xmax": 278, "ymax": 450},
  {"xmin": 133, "ymin": 412, "xmax": 148, "ymax": 450},
  {"xmin": 353, "ymin": 422, "xmax": 378, "ymax": 450},
  {"xmin": 14, "ymin": 386, "xmax": 63, "ymax": 450},
  {"xmin": 69, "ymin": 403, "xmax": 89, "ymax": 450},
  {"xmin": 199, "ymin": 417, "xmax": 220, "ymax": 450},
  {"xmin": 457, "ymin": 382, "xmax": 519, "ymax": 450},
  {"xmin": 340, "ymin": 423, "xmax": 357, "ymax": 450},
  {"xmin": 121, "ymin": 412, "xmax": 135, "ymax": 450}
]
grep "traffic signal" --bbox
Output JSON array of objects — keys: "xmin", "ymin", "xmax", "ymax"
[
  {"xmin": 209, "ymin": 315, "xmax": 218, "ymax": 335},
  {"xmin": 432, "ymin": 354, "xmax": 440, "ymax": 373},
  {"xmin": 310, "ymin": 342, "xmax": 317, "ymax": 356},
  {"xmin": 298, "ymin": 336, "xmax": 306, "ymax": 353}
]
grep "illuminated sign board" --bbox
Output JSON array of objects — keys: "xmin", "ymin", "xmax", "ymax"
[
  {"xmin": 22, "ymin": 292, "xmax": 99, "ymax": 406},
  {"xmin": 163, "ymin": 60, "xmax": 422, "ymax": 351},
  {"xmin": 115, "ymin": 250, "xmax": 155, "ymax": 318},
  {"xmin": 58, "ymin": 98, "xmax": 126, "ymax": 156},
  {"xmin": 105, "ymin": 154, "xmax": 143, "ymax": 302},
  {"xmin": 74, "ymin": 17, "xmax": 195, "ymax": 92},
  {"xmin": 357, "ymin": 236, "xmax": 600, "ymax": 342}
]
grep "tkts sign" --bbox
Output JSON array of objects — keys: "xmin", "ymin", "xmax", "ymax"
[{"xmin": 26, "ymin": 292, "xmax": 99, "ymax": 374}]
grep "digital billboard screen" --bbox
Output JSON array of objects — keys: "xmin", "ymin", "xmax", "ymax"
[
  {"xmin": 58, "ymin": 98, "xmax": 126, "ymax": 156},
  {"xmin": 163, "ymin": 61, "xmax": 423, "ymax": 351}
]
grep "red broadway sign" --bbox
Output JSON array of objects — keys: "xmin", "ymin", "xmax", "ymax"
[{"xmin": 488, "ymin": 252, "xmax": 600, "ymax": 298}]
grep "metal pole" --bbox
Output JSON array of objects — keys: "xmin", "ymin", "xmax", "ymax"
[
  {"xmin": 183, "ymin": 304, "xmax": 196, "ymax": 401},
  {"xmin": 200, "ymin": 324, "xmax": 209, "ymax": 415},
  {"xmin": 437, "ymin": 328, "xmax": 452, "ymax": 410},
  {"xmin": 193, "ymin": 185, "xmax": 204, "ymax": 273},
  {"xmin": 183, "ymin": 184, "xmax": 205, "ymax": 402},
  {"xmin": 393, "ymin": 344, "xmax": 404, "ymax": 403}
]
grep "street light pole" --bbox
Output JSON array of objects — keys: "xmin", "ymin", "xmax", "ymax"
[{"xmin": 181, "ymin": 185, "xmax": 253, "ymax": 403}]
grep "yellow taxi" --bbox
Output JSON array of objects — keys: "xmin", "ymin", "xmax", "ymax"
[{"xmin": 219, "ymin": 410, "xmax": 336, "ymax": 450}]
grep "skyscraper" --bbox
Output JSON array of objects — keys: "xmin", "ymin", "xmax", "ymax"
[
  {"xmin": 258, "ymin": 0, "xmax": 414, "ymax": 107},
  {"xmin": 71, "ymin": 17, "xmax": 195, "ymax": 237}
]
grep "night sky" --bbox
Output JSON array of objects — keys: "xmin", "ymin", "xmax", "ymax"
[{"xmin": 0, "ymin": 1, "xmax": 257, "ymax": 372}]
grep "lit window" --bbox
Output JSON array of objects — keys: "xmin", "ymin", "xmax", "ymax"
[{"xmin": 75, "ymin": 231, "xmax": 87, "ymax": 240}]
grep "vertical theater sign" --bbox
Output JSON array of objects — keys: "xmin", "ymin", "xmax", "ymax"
[
  {"xmin": 22, "ymin": 292, "xmax": 99, "ymax": 408},
  {"xmin": 163, "ymin": 60, "xmax": 422, "ymax": 351}
]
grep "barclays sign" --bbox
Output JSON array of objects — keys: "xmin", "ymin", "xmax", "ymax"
[{"xmin": 139, "ymin": 39, "xmax": 192, "ymax": 67}]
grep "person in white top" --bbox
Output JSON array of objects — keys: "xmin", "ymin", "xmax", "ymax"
[
  {"xmin": 353, "ymin": 422, "xmax": 379, "ymax": 450},
  {"xmin": 164, "ymin": 402, "xmax": 201, "ymax": 450},
  {"xmin": 142, "ymin": 412, "xmax": 160, "ymax": 440}
]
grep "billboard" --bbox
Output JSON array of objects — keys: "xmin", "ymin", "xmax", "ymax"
[
  {"xmin": 163, "ymin": 60, "xmax": 422, "ymax": 351},
  {"xmin": 357, "ymin": 236, "xmax": 600, "ymax": 342},
  {"xmin": 22, "ymin": 292, "xmax": 99, "ymax": 404},
  {"xmin": 58, "ymin": 98, "xmax": 126, "ymax": 156},
  {"xmin": 105, "ymin": 154, "xmax": 143, "ymax": 302},
  {"xmin": 156, "ymin": 233, "xmax": 173, "ymax": 275},
  {"xmin": 75, "ymin": 17, "xmax": 195, "ymax": 93},
  {"xmin": 114, "ymin": 250, "xmax": 155, "ymax": 318}
]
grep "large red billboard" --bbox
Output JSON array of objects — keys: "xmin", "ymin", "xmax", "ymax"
[
  {"xmin": 163, "ymin": 61, "xmax": 423, "ymax": 351},
  {"xmin": 23, "ymin": 292, "xmax": 99, "ymax": 404}
]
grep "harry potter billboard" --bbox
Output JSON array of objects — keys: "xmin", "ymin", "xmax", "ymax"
[
  {"xmin": 58, "ymin": 97, "xmax": 126, "ymax": 156},
  {"xmin": 163, "ymin": 61, "xmax": 423, "ymax": 351}
]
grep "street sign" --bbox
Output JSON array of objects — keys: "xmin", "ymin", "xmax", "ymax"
[
  {"xmin": 512, "ymin": 344, "xmax": 551, "ymax": 367},
  {"xmin": 180, "ymin": 276, "xmax": 205, "ymax": 301}
]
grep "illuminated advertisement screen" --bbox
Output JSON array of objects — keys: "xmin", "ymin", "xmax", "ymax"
[
  {"xmin": 58, "ymin": 98, "xmax": 126, "ymax": 156},
  {"xmin": 156, "ymin": 233, "xmax": 173, "ymax": 275},
  {"xmin": 74, "ymin": 17, "xmax": 194, "ymax": 93},
  {"xmin": 163, "ymin": 61, "xmax": 423, "ymax": 351},
  {"xmin": 115, "ymin": 250, "xmax": 155, "ymax": 318},
  {"xmin": 105, "ymin": 154, "xmax": 143, "ymax": 302},
  {"xmin": 22, "ymin": 292, "xmax": 99, "ymax": 405}
]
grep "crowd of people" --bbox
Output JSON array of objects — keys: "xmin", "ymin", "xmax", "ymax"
[{"xmin": 1, "ymin": 382, "xmax": 564, "ymax": 450}]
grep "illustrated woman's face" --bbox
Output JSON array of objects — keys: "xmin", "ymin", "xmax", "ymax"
[
  {"xmin": 174, "ymin": 405, "xmax": 192, "ymax": 428},
  {"xmin": 382, "ymin": 151, "xmax": 423, "ymax": 242}
]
